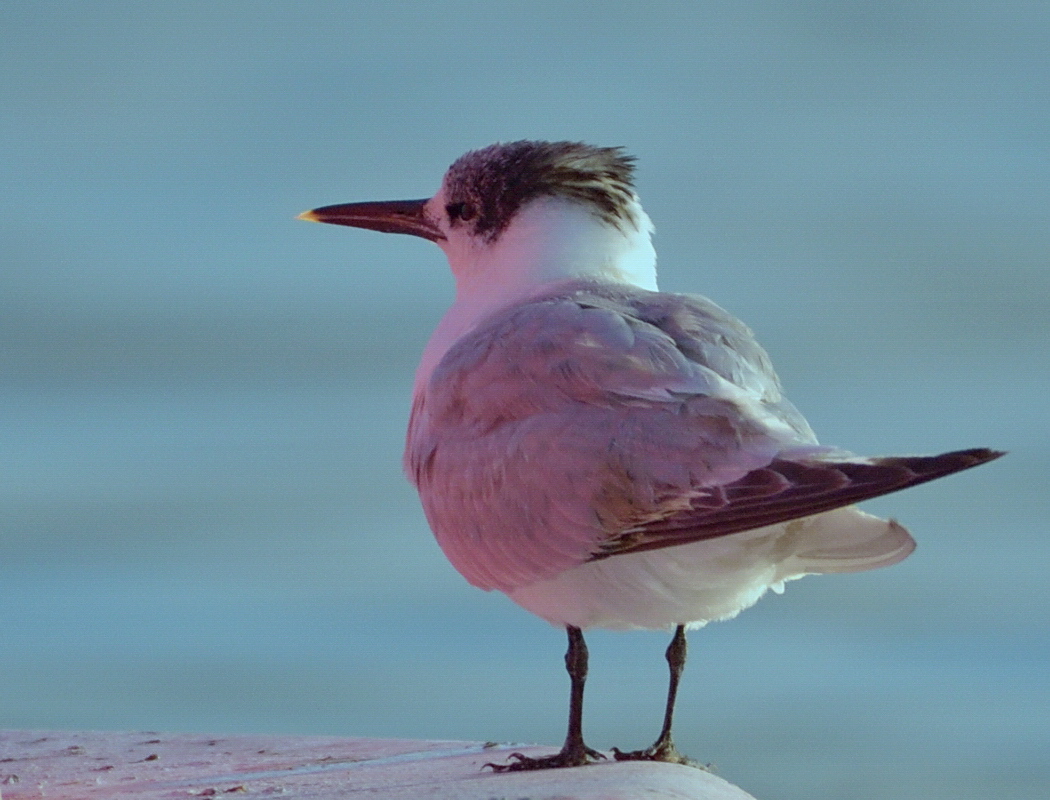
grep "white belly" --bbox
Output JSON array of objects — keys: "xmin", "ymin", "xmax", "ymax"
[{"xmin": 507, "ymin": 506, "xmax": 914, "ymax": 630}]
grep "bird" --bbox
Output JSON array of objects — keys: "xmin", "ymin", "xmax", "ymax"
[{"xmin": 299, "ymin": 140, "xmax": 1002, "ymax": 771}]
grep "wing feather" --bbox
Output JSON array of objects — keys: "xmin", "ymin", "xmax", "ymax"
[
  {"xmin": 594, "ymin": 448, "xmax": 1005, "ymax": 559},
  {"xmin": 404, "ymin": 278, "xmax": 999, "ymax": 593}
]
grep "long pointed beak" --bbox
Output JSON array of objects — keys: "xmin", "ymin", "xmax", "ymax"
[{"xmin": 297, "ymin": 198, "xmax": 444, "ymax": 242}]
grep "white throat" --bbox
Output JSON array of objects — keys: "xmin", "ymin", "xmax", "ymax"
[{"xmin": 414, "ymin": 196, "xmax": 658, "ymax": 392}]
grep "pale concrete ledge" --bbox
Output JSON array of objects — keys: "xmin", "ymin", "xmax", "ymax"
[{"xmin": 0, "ymin": 730, "xmax": 758, "ymax": 799}]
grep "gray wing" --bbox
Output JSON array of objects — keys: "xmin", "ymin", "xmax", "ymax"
[{"xmin": 406, "ymin": 279, "xmax": 997, "ymax": 592}]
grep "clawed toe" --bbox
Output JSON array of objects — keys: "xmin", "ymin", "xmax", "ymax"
[
  {"xmin": 485, "ymin": 745, "xmax": 606, "ymax": 772},
  {"xmin": 611, "ymin": 741, "xmax": 701, "ymax": 768}
]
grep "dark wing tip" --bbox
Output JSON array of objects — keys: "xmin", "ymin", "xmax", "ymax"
[
  {"xmin": 958, "ymin": 447, "xmax": 1008, "ymax": 463},
  {"xmin": 592, "ymin": 446, "xmax": 1005, "ymax": 561},
  {"xmin": 876, "ymin": 447, "xmax": 1006, "ymax": 476}
]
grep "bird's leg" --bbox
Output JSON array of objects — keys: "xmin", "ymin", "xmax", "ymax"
[
  {"xmin": 612, "ymin": 625, "xmax": 697, "ymax": 766},
  {"xmin": 486, "ymin": 625, "xmax": 606, "ymax": 771}
]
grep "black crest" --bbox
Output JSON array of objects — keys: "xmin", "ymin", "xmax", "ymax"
[{"xmin": 442, "ymin": 140, "xmax": 640, "ymax": 241}]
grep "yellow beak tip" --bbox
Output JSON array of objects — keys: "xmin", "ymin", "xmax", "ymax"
[{"xmin": 297, "ymin": 210, "xmax": 321, "ymax": 222}]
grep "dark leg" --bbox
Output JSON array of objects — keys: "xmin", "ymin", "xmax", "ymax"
[
  {"xmin": 612, "ymin": 625, "xmax": 696, "ymax": 766},
  {"xmin": 487, "ymin": 625, "xmax": 606, "ymax": 771}
]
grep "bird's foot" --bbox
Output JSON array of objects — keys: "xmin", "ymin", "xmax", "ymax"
[
  {"xmin": 611, "ymin": 737, "xmax": 701, "ymax": 768},
  {"xmin": 485, "ymin": 743, "xmax": 606, "ymax": 772}
]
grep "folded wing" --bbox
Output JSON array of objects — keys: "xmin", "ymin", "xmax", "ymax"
[{"xmin": 407, "ymin": 279, "xmax": 1001, "ymax": 592}]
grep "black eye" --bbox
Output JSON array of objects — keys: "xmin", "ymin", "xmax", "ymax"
[{"xmin": 445, "ymin": 202, "xmax": 476, "ymax": 222}]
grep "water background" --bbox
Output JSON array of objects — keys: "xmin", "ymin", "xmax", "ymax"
[{"xmin": 2, "ymin": 5, "xmax": 1048, "ymax": 798}]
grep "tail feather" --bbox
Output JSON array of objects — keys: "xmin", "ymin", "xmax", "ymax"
[{"xmin": 775, "ymin": 507, "xmax": 916, "ymax": 578}]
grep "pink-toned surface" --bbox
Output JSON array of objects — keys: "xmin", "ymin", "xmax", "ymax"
[{"xmin": 0, "ymin": 730, "xmax": 757, "ymax": 799}]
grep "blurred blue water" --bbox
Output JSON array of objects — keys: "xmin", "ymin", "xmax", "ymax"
[{"xmin": 2, "ymin": 5, "xmax": 1049, "ymax": 799}]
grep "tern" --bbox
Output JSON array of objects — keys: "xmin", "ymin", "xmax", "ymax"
[{"xmin": 300, "ymin": 140, "xmax": 1002, "ymax": 771}]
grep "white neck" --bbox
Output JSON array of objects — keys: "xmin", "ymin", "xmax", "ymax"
[
  {"xmin": 450, "ymin": 196, "xmax": 657, "ymax": 300},
  {"xmin": 414, "ymin": 196, "xmax": 658, "ymax": 391}
]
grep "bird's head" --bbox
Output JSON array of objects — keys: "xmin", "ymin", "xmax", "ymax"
[{"xmin": 300, "ymin": 140, "xmax": 658, "ymax": 295}]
